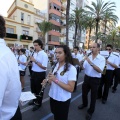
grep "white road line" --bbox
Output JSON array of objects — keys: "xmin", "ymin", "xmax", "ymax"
[{"xmin": 21, "ymin": 81, "xmax": 83, "ymax": 113}]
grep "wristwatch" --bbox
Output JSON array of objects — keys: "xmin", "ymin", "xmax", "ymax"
[{"xmin": 35, "ymin": 60, "xmax": 38, "ymax": 64}]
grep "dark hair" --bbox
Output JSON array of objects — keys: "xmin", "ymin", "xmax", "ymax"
[
  {"xmin": 20, "ymin": 49, "xmax": 26, "ymax": 54},
  {"xmin": 33, "ymin": 39, "xmax": 43, "ymax": 48},
  {"xmin": 116, "ymin": 48, "xmax": 120, "ymax": 52},
  {"xmin": 30, "ymin": 46, "xmax": 34, "ymax": 49},
  {"xmin": 0, "ymin": 15, "xmax": 6, "ymax": 38},
  {"xmin": 56, "ymin": 45, "xmax": 73, "ymax": 73},
  {"xmin": 106, "ymin": 44, "xmax": 113, "ymax": 49},
  {"xmin": 74, "ymin": 46, "xmax": 79, "ymax": 50}
]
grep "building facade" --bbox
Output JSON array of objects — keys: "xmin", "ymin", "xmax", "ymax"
[{"xmin": 4, "ymin": 0, "xmax": 46, "ymax": 49}]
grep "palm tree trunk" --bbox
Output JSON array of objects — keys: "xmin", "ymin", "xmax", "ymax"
[
  {"xmin": 74, "ymin": 24, "xmax": 78, "ymax": 47},
  {"xmin": 88, "ymin": 27, "xmax": 92, "ymax": 49},
  {"xmin": 104, "ymin": 21, "xmax": 107, "ymax": 34},
  {"xmin": 66, "ymin": 0, "xmax": 70, "ymax": 46},
  {"xmin": 95, "ymin": 20, "xmax": 99, "ymax": 42}
]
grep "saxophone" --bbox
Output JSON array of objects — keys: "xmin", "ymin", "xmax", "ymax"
[{"xmin": 102, "ymin": 53, "xmax": 111, "ymax": 75}]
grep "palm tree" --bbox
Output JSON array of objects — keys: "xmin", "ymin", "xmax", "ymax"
[
  {"xmin": 102, "ymin": 11, "xmax": 118, "ymax": 34},
  {"xmin": 69, "ymin": 7, "xmax": 85, "ymax": 46},
  {"xmin": 66, "ymin": 0, "xmax": 70, "ymax": 46},
  {"xmin": 84, "ymin": 15, "xmax": 95, "ymax": 49},
  {"xmin": 117, "ymin": 26, "xmax": 120, "ymax": 35},
  {"xmin": 85, "ymin": 0, "xmax": 116, "ymax": 42},
  {"xmin": 36, "ymin": 20, "xmax": 52, "ymax": 45}
]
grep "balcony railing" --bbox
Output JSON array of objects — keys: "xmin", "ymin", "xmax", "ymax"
[
  {"xmin": 20, "ymin": 35, "xmax": 33, "ymax": 42},
  {"xmin": 6, "ymin": 33, "xmax": 17, "ymax": 39}
]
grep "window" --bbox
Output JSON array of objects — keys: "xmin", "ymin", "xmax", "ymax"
[
  {"xmin": 6, "ymin": 27, "xmax": 14, "ymax": 34},
  {"xmin": 22, "ymin": 30, "xmax": 29, "ymax": 35},
  {"xmin": 27, "ymin": 15, "xmax": 31, "ymax": 25},
  {"xmin": 21, "ymin": 13, "xmax": 24, "ymax": 23}
]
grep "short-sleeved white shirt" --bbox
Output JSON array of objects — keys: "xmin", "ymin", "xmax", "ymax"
[
  {"xmin": 49, "ymin": 63, "xmax": 77, "ymax": 101},
  {"xmin": 0, "ymin": 39, "xmax": 21, "ymax": 120},
  {"xmin": 72, "ymin": 53, "xmax": 83, "ymax": 62},
  {"xmin": 107, "ymin": 53, "xmax": 119, "ymax": 70},
  {"xmin": 83, "ymin": 54, "xmax": 105, "ymax": 78},
  {"xmin": 18, "ymin": 54, "xmax": 27, "ymax": 70},
  {"xmin": 32, "ymin": 50, "xmax": 48, "ymax": 72}
]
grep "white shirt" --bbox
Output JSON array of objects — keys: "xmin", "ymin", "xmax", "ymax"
[
  {"xmin": 83, "ymin": 54, "xmax": 105, "ymax": 78},
  {"xmin": 0, "ymin": 39, "xmax": 21, "ymax": 120},
  {"xmin": 107, "ymin": 53, "xmax": 119, "ymax": 70},
  {"xmin": 72, "ymin": 53, "xmax": 83, "ymax": 62},
  {"xmin": 32, "ymin": 50, "xmax": 48, "ymax": 72},
  {"xmin": 18, "ymin": 54, "xmax": 27, "ymax": 70},
  {"xmin": 49, "ymin": 63, "xmax": 77, "ymax": 101}
]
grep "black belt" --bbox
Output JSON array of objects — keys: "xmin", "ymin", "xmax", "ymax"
[{"xmin": 85, "ymin": 74, "xmax": 101, "ymax": 79}]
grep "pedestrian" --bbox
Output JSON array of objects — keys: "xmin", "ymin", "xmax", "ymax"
[
  {"xmin": 45, "ymin": 45, "xmax": 77, "ymax": 120},
  {"xmin": 0, "ymin": 15, "xmax": 22, "ymax": 120}
]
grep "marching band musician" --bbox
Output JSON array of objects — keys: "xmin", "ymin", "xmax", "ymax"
[
  {"xmin": 45, "ymin": 45, "xmax": 77, "ymax": 120},
  {"xmin": 28, "ymin": 46, "xmax": 34, "ymax": 77},
  {"xmin": 111, "ymin": 49, "xmax": 120, "ymax": 93},
  {"xmin": 28, "ymin": 39, "xmax": 48, "ymax": 111},
  {"xmin": 78, "ymin": 43, "xmax": 105, "ymax": 120},
  {"xmin": 97, "ymin": 44, "xmax": 119, "ymax": 104},
  {"xmin": 17, "ymin": 48, "xmax": 27, "ymax": 91},
  {"xmin": 72, "ymin": 46, "xmax": 83, "ymax": 91}
]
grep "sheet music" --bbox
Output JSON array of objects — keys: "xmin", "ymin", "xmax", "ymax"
[
  {"xmin": 100, "ymin": 51, "xmax": 109, "ymax": 57},
  {"xmin": 19, "ymin": 91, "xmax": 36, "ymax": 106}
]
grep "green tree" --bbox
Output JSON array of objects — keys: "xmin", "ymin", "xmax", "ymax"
[
  {"xmin": 85, "ymin": 0, "xmax": 116, "ymax": 42},
  {"xmin": 69, "ymin": 7, "xmax": 85, "ymax": 46},
  {"xmin": 36, "ymin": 20, "xmax": 52, "ymax": 45}
]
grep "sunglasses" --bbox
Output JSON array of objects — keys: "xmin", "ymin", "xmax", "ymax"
[{"xmin": 106, "ymin": 49, "xmax": 111, "ymax": 50}]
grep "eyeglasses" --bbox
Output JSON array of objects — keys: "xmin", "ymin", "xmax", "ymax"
[{"xmin": 106, "ymin": 49, "xmax": 111, "ymax": 50}]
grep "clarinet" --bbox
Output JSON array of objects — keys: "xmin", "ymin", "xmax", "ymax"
[{"xmin": 38, "ymin": 62, "xmax": 57, "ymax": 97}]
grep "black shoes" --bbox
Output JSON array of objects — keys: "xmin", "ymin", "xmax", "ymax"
[
  {"xmin": 102, "ymin": 99, "xmax": 106, "ymax": 104},
  {"xmin": 28, "ymin": 100, "xmax": 34, "ymax": 105},
  {"xmin": 86, "ymin": 113, "xmax": 92, "ymax": 120},
  {"xmin": 32, "ymin": 105, "xmax": 41, "ymax": 111},
  {"xmin": 78, "ymin": 104, "xmax": 87, "ymax": 109}
]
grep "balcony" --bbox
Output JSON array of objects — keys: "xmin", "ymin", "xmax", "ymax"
[
  {"xmin": 61, "ymin": 13, "xmax": 66, "ymax": 19},
  {"xmin": 5, "ymin": 33, "xmax": 17, "ymax": 41},
  {"xmin": 60, "ymin": 32, "xmax": 66, "ymax": 37},
  {"xmin": 49, "ymin": 0, "xmax": 61, "ymax": 6},
  {"xmin": 20, "ymin": 35, "xmax": 33, "ymax": 42},
  {"xmin": 61, "ymin": 0, "xmax": 67, "ymax": 2},
  {"xmin": 49, "ymin": 19, "xmax": 60, "ymax": 26},
  {"xmin": 34, "ymin": 8, "xmax": 46, "ymax": 19},
  {"xmin": 49, "ymin": 8, "xmax": 61, "ymax": 17},
  {"xmin": 61, "ymin": 21, "xmax": 66, "ymax": 28},
  {"xmin": 49, "ymin": 30, "xmax": 60, "ymax": 37},
  {"xmin": 61, "ymin": 3, "xmax": 66, "ymax": 11}
]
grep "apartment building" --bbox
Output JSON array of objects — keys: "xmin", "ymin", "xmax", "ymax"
[{"xmin": 4, "ymin": 0, "xmax": 46, "ymax": 48}]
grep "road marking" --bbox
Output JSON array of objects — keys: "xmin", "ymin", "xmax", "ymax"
[
  {"xmin": 21, "ymin": 81, "xmax": 83, "ymax": 113},
  {"xmin": 40, "ymin": 93, "xmax": 82, "ymax": 120}
]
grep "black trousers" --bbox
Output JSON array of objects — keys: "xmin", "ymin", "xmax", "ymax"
[
  {"xmin": 30, "ymin": 71, "xmax": 46, "ymax": 105},
  {"xmin": 112, "ymin": 68, "xmax": 120, "ymax": 90},
  {"xmin": 50, "ymin": 97, "xmax": 71, "ymax": 120},
  {"xmin": 28, "ymin": 66, "xmax": 32, "ymax": 76},
  {"xmin": 97, "ymin": 70, "xmax": 113, "ymax": 100},
  {"xmin": 10, "ymin": 106, "xmax": 22, "ymax": 120},
  {"xmin": 74, "ymin": 66, "xmax": 80, "ymax": 91},
  {"xmin": 82, "ymin": 75, "xmax": 100, "ymax": 114}
]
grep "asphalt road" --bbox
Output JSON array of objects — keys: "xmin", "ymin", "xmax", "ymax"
[{"xmin": 20, "ymin": 64, "xmax": 120, "ymax": 120}]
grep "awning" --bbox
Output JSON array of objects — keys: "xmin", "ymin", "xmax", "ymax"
[{"xmin": 48, "ymin": 41, "xmax": 60, "ymax": 46}]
